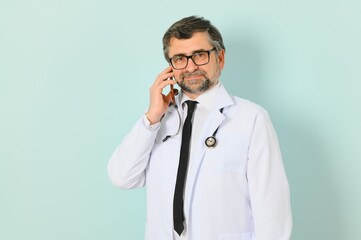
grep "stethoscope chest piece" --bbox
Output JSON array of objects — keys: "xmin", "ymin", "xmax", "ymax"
[{"xmin": 205, "ymin": 136, "xmax": 217, "ymax": 148}]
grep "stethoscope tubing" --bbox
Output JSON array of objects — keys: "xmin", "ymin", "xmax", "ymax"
[
  {"xmin": 205, "ymin": 108, "xmax": 224, "ymax": 148},
  {"xmin": 162, "ymin": 105, "xmax": 224, "ymax": 149}
]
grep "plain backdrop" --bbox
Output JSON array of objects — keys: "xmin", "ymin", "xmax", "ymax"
[{"xmin": 1, "ymin": 0, "xmax": 360, "ymax": 239}]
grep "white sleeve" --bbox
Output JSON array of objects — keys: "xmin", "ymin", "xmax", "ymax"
[
  {"xmin": 247, "ymin": 111, "xmax": 293, "ymax": 240},
  {"xmin": 143, "ymin": 114, "xmax": 161, "ymax": 131},
  {"xmin": 107, "ymin": 115, "xmax": 160, "ymax": 189}
]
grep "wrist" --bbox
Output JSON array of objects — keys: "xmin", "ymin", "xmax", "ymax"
[{"xmin": 145, "ymin": 111, "xmax": 162, "ymax": 125}]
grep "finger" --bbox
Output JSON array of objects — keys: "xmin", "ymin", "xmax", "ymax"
[
  {"xmin": 155, "ymin": 66, "xmax": 174, "ymax": 84},
  {"xmin": 155, "ymin": 73, "xmax": 175, "ymax": 87},
  {"xmin": 157, "ymin": 78, "xmax": 176, "ymax": 91},
  {"xmin": 156, "ymin": 66, "xmax": 172, "ymax": 79},
  {"xmin": 150, "ymin": 78, "xmax": 175, "ymax": 97},
  {"xmin": 159, "ymin": 65, "xmax": 173, "ymax": 75}
]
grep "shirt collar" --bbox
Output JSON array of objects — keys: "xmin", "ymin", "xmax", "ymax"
[{"xmin": 179, "ymin": 82, "xmax": 221, "ymax": 110}]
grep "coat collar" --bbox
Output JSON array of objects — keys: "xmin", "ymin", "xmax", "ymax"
[{"xmin": 155, "ymin": 84, "xmax": 234, "ymax": 143}]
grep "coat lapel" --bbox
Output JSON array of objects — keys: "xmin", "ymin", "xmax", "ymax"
[{"xmin": 184, "ymin": 84, "xmax": 235, "ymax": 216}]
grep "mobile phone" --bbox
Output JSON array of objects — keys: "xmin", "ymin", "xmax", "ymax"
[{"xmin": 170, "ymin": 76, "xmax": 176, "ymax": 106}]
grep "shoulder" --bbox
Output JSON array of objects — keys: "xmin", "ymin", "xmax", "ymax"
[{"xmin": 228, "ymin": 95, "xmax": 269, "ymax": 117}]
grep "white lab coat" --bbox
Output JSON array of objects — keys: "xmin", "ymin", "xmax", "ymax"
[{"xmin": 108, "ymin": 84, "xmax": 292, "ymax": 240}]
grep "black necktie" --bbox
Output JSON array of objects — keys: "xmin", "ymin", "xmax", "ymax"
[{"xmin": 173, "ymin": 100, "xmax": 198, "ymax": 236}]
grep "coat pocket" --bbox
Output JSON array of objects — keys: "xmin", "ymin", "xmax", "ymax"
[{"xmin": 204, "ymin": 136, "xmax": 248, "ymax": 174}]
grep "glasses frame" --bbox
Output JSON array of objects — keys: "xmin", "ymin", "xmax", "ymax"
[{"xmin": 168, "ymin": 47, "xmax": 217, "ymax": 70}]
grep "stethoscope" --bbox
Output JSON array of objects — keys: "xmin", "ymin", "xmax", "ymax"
[
  {"xmin": 204, "ymin": 107, "xmax": 224, "ymax": 148},
  {"xmin": 162, "ymin": 104, "xmax": 224, "ymax": 149}
]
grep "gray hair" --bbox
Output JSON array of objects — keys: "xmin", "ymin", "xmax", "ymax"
[{"xmin": 162, "ymin": 16, "xmax": 225, "ymax": 61}]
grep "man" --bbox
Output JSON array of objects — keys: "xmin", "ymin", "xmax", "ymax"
[{"xmin": 108, "ymin": 16, "xmax": 292, "ymax": 240}]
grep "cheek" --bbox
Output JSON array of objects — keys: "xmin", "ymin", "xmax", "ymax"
[
  {"xmin": 172, "ymin": 69, "xmax": 182, "ymax": 81},
  {"xmin": 173, "ymin": 71, "xmax": 182, "ymax": 81},
  {"xmin": 203, "ymin": 67, "xmax": 215, "ymax": 78}
]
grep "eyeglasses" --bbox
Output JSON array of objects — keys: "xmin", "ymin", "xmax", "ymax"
[{"xmin": 169, "ymin": 48, "xmax": 216, "ymax": 70}]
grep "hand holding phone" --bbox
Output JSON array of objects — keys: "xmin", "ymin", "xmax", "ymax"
[{"xmin": 146, "ymin": 67, "xmax": 178, "ymax": 124}]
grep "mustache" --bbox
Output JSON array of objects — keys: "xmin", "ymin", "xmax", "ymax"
[{"xmin": 180, "ymin": 70, "xmax": 207, "ymax": 78}]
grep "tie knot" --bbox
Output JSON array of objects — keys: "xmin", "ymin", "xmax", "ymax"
[{"xmin": 185, "ymin": 100, "xmax": 198, "ymax": 112}]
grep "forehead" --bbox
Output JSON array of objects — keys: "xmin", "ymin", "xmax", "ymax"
[{"xmin": 168, "ymin": 32, "xmax": 213, "ymax": 56}]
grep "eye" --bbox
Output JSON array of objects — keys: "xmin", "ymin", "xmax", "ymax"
[
  {"xmin": 172, "ymin": 55, "xmax": 185, "ymax": 63},
  {"xmin": 194, "ymin": 51, "xmax": 207, "ymax": 59}
]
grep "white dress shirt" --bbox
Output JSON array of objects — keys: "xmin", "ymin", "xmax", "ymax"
[{"xmin": 174, "ymin": 83, "xmax": 221, "ymax": 240}]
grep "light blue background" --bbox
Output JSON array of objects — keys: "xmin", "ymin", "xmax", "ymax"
[{"xmin": 1, "ymin": 0, "xmax": 360, "ymax": 239}]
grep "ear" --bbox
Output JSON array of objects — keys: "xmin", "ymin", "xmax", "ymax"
[{"xmin": 217, "ymin": 49, "xmax": 225, "ymax": 70}]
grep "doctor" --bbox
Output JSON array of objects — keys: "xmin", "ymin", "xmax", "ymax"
[{"xmin": 108, "ymin": 16, "xmax": 292, "ymax": 240}]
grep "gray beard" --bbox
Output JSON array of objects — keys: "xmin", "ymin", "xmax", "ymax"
[
  {"xmin": 178, "ymin": 78, "xmax": 213, "ymax": 94},
  {"xmin": 178, "ymin": 69, "xmax": 219, "ymax": 95}
]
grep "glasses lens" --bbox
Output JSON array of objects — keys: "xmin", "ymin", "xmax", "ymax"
[
  {"xmin": 171, "ymin": 56, "xmax": 187, "ymax": 69},
  {"xmin": 192, "ymin": 51, "xmax": 209, "ymax": 65}
]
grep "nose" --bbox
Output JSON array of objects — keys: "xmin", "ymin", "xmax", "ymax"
[{"xmin": 185, "ymin": 58, "xmax": 199, "ymax": 72}]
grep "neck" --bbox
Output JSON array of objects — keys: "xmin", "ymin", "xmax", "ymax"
[{"xmin": 183, "ymin": 91, "xmax": 200, "ymax": 100}]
